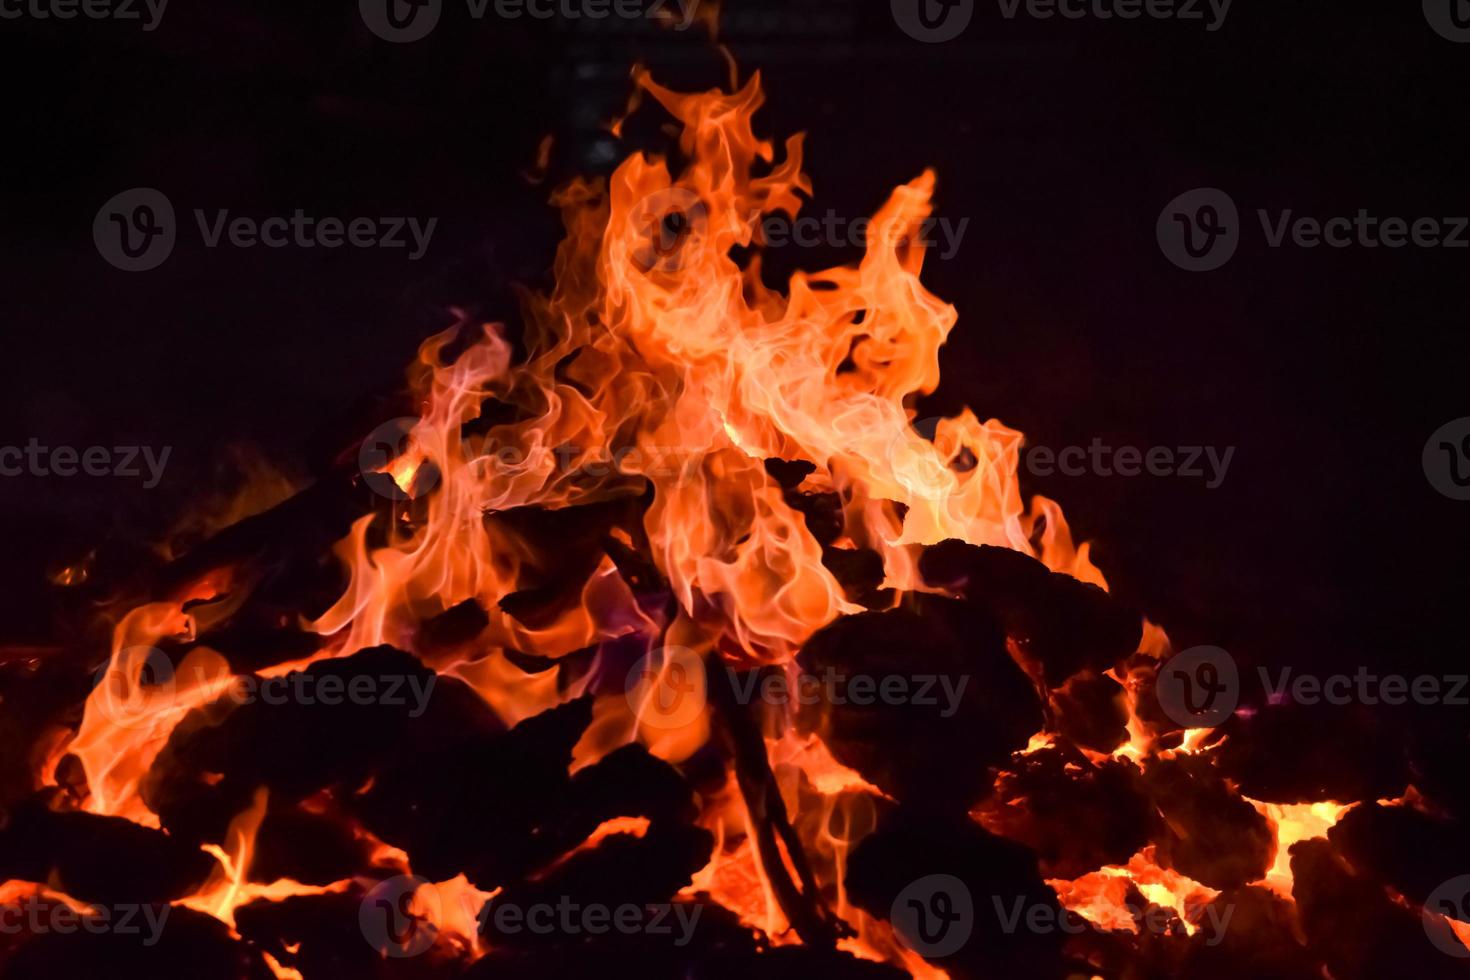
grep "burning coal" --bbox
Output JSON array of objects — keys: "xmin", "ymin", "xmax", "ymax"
[{"xmin": 2, "ymin": 58, "xmax": 1468, "ymax": 980}]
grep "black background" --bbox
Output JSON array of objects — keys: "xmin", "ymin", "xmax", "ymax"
[{"xmin": 1, "ymin": 0, "xmax": 1467, "ymax": 696}]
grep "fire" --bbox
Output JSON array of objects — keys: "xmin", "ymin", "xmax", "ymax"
[
  {"xmin": 1049, "ymin": 846, "xmax": 1219, "ymax": 936},
  {"xmin": 11, "ymin": 51, "xmax": 1421, "ymax": 980},
  {"xmin": 1248, "ymin": 798, "xmax": 1354, "ymax": 899}
]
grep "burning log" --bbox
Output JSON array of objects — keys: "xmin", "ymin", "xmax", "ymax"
[
  {"xmin": 234, "ymin": 891, "xmax": 434, "ymax": 980},
  {"xmin": 707, "ymin": 654, "xmax": 842, "ymax": 947},
  {"xmin": 477, "ymin": 824, "xmax": 714, "ymax": 949},
  {"xmin": 0, "ymin": 797, "xmax": 215, "ymax": 906},
  {"xmin": 1142, "ymin": 756, "xmax": 1274, "ymax": 891},
  {"xmin": 1291, "ymin": 837, "xmax": 1470, "ymax": 978},
  {"xmin": 978, "ymin": 743, "xmax": 1152, "ymax": 879},
  {"xmin": 845, "ymin": 809, "xmax": 1069, "ymax": 980},
  {"xmin": 1215, "ymin": 701, "xmax": 1408, "ymax": 804},
  {"xmin": 919, "ymin": 540, "xmax": 1142, "ymax": 687},
  {"xmin": 1328, "ymin": 802, "xmax": 1470, "ymax": 911},
  {"xmin": 142, "ymin": 646, "xmax": 498, "ymax": 848},
  {"xmin": 2, "ymin": 903, "xmax": 274, "ymax": 980},
  {"xmin": 1048, "ymin": 670, "xmax": 1129, "ymax": 755},
  {"xmin": 1178, "ymin": 886, "xmax": 1320, "ymax": 980},
  {"xmin": 794, "ymin": 592, "xmax": 1042, "ymax": 811}
]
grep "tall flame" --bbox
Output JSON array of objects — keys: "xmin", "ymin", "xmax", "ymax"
[{"xmin": 47, "ymin": 63, "xmax": 1121, "ymax": 974}]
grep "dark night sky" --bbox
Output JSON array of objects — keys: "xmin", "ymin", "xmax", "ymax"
[{"xmin": 1, "ymin": 0, "xmax": 1468, "ymax": 693}]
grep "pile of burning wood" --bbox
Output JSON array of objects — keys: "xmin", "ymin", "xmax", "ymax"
[{"xmin": 2, "ymin": 64, "xmax": 1467, "ymax": 980}]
